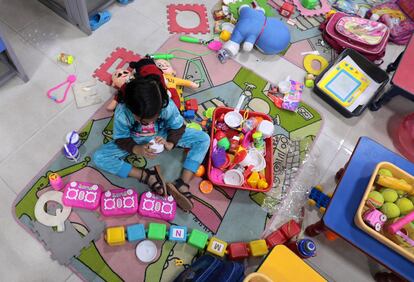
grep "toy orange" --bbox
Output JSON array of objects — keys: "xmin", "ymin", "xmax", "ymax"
[
  {"xmin": 199, "ymin": 180, "xmax": 213, "ymax": 194},
  {"xmin": 195, "ymin": 165, "xmax": 206, "ymax": 177}
]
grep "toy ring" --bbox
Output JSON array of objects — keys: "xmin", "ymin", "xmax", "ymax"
[{"xmin": 303, "ymin": 54, "xmax": 329, "ymax": 76}]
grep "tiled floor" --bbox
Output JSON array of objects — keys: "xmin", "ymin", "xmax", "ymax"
[{"xmin": 0, "ymin": 1, "xmax": 412, "ymax": 281}]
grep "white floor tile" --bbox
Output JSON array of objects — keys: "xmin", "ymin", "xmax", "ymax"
[{"xmin": 0, "ymin": 0, "xmax": 51, "ymax": 32}]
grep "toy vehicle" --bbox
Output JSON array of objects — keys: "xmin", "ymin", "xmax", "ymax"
[
  {"xmin": 363, "ymin": 209, "xmax": 387, "ymax": 232},
  {"xmin": 138, "ymin": 191, "xmax": 176, "ymax": 221},
  {"xmin": 101, "ymin": 188, "xmax": 138, "ymax": 216},
  {"xmin": 62, "ymin": 181, "xmax": 102, "ymax": 210},
  {"xmin": 308, "ymin": 185, "xmax": 331, "ymax": 213}
]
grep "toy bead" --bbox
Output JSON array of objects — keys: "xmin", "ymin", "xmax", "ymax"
[{"xmin": 207, "ymin": 237, "xmax": 228, "ymax": 257}]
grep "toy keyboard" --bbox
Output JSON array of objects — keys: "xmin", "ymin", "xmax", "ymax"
[
  {"xmin": 101, "ymin": 188, "xmax": 138, "ymax": 216},
  {"xmin": 62, "ymin": 181, "xmax": 102, "ymax": 210},
  {"xmin": 317, "ymin": 61, "xmax": 370, "ymax": 107},
  {"xmin": 138, "ymin": 191, "xmax": 176, "ymax": 221}
]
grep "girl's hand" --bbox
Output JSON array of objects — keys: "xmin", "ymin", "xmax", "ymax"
[
  {"xmin": 133, "ymin": 144, "xmax": 157, "ymax": 159},
  {"xmin": 154, "ymin": 136, "xmax": 174, "ymax": 151}
]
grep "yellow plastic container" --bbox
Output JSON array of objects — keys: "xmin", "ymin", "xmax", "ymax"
[
  {"xmin": 354, "ymin": 161, "xmax": 414, "ymax": 263},
  {"xmin": 255, "ymin": 245, "xmax": 326, "ymax": 282}
]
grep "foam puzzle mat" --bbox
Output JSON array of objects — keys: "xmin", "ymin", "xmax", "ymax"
[{"xmin": 13, "ymin": 35, "xmax": 322, "ymax": 281}]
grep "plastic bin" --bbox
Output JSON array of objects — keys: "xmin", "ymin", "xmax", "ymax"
[
  {"xmin": 314, "ymin": 49, "xmax": 389, "ymax": 118},
  {"xmin": 354, "ymin": 162, "xmax": 414, "ymax": 263},
  {"xmin": 207, "ymin": 107, "xmax": 273, "ymax": 192}
]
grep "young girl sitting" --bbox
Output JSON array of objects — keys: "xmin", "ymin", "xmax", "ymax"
[{"xmin": 93, "ymin": 58, "xmax": 210, "ymax": 211}]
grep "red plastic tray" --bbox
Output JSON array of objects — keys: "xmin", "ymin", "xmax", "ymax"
[{"xmin": 207, "ymin": 107, "xmax": 274, "ymax": 192}]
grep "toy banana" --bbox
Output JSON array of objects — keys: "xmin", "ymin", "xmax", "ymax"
[{"xmin": 375, "ymin": 175, "xmax": 414, "ymax": 195}]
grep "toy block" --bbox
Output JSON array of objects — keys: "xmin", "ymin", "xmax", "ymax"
[
  {"xmin": 227, "ymin": 242, "xmax": 249, "ymax": 260},
  {"xmin": 147, "ymin": 223, "xmax": 167, "ymax": 240},
  {"xmin": 206, "ymin": 237, "xmax": 228, "ymax": 257},
  {"xmin": 265, "ymin": 229, "xmax": 288, "ymax": 248},
  {"xmin": 106, "ymin": 226, "xmax": 125, "ymax": 246},
  {"xmin": 183, "ymin": 110, "xmax": 195, "ymax": 119},
  {"xmin": 185, "ymin": 99, "xmax": 198, "ymax": 111},
  {"xmin": 188, "ymin": 229, "xmax": 209, "ymax": 249},
  {"xmin": 169, "ymin": 226, "xmax": 188, "ymax": 242},
  {"xmin": 280, "ymin": 3, "xmax": 294, "ymax": 18},
  {"xmin": 248, "ymin": 239, "xmax": 269, "ymax": 257},
  {"xmin": 280, "ymin": 220, "xmax": 301, "ymax": 239},
  {"xmin": 126, "ymin": 224, "xmax": 146, "ymax": 242}
]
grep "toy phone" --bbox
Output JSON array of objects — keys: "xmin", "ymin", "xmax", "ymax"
[{"xmin": 317, "ymin": 61, "xmax": 371, "ymax": 107}]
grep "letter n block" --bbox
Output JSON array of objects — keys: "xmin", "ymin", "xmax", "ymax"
[{"xmin": 169, "ymin": 226, "xmax": 187, "ymax": 242}]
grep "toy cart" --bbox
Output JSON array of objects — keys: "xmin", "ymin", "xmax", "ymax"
[
  {"xmin": 354, "ymin": 162, "xmax": 414, "ymax": 263},
  {"xmin": 207, "ymin": 107, "xmax": 274, "ymax": 192}
]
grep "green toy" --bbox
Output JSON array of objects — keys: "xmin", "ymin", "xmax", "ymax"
[
  {"xmin": 229, "ymin": 0, "xmax": 275, "ymax": 19},
  {"xmin": 381, "ymin": 189, "xmax": 398, "ymax": 203},
  {"xmin": 396, "ymin": 198, "xmax": 414, "ymax": 215},
  {"xmin": 381, "ymin": 202, "xmax": 401, "ymax": 219},
  {"xmin": 188, "ymin": 229, "xmax": 209, "ymax": 249},
  {"xmin": 147, "ymin": 223, "xmax": 167, "ymax": 240},
  {"xmin": 187, "ymin": 122, "xmax": 202, "ymax": 131},
  {"xmin": 367, "ymin": 191, "xmax": 384, "ymax": 208},
  {"xmin": 301, "ymin": 0, "xmax": 318, "ymax": 9},
  {"xmin": 378, "ymin": 168, "xmax": 393, "ymax": 177}
]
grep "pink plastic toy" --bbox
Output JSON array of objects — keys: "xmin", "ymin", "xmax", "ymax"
[
  {"xmin": 388, "ymin": 210, "xmax": 414, "ymax": 234},
  {"xmin": 101, "ymin": 188, "xmax": 138, "ymax": 216},
  {"xmin": 49, "ymin": 173, "xmax": 64, "ymax": 191},
  {"xmin": 47, "ymin": 74, "xmax": 77, "ymax": 103},
  {"xmin": 138, "ymin": 191, "xmax": 176, "ymax": 221},
  {"xmin": 62, "ymin": 181, "xmax": 102, "ymax": 210},
  {"xmin": 363, "ymin": 209, "xmax": 387, "ymax": 232}
]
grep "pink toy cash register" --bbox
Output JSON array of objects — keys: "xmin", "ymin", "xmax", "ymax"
[
  {"xmin": 138, "ymin": 191, "xmax": 176, "ymax": 221},
  {"xmin": 101, "ymin": 188, "xmax": 138, "ymax": 216},
  {"xmin": 62, "ymin": 181, "xmax": 102, "ymax": 210}
]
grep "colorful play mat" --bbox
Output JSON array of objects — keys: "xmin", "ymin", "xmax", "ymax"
[{"xmin": 13, "ymin": 36, "xmax": 322, "ymax": 281}]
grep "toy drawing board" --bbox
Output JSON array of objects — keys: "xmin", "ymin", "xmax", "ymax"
[
  {"xmin": 316, "ymin": 55, "xmax": 382, "ymax": 113},
  {"xmin": 317, "ymin": 60, "xmax": 370, "ymax": 107}
]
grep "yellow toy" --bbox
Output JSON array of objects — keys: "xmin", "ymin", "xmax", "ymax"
[
  {"xmin": 247, "ymin": 172, "xmax": 260, "ymax": 188},
  {"xmin": 256, "ymin": 245, "xmax": 326, "ymax": 282},
  {"xmin": 207, "ymin": 237, "xmax": 228, "ymax": 257},
  {"xmin": 317, "ymin": 60, "xmax": 370, "ymax": 107},
  {"xmin": 248, "ymin": 239, "xmax": 269, "ymax": 257},
  {"xmin": 155, "ymin": 59, "xmax": 199, "ymax": 111},
  {"xmin": 303, "ymin": 54, "xmax": 329, "ymax": 76},
  {"xmin": 376, "ymin": 175, "xmax": 414, "ymax": 195},
  {"xmin": 106, "ymin": 226, "xmax": 126, "ymax": 246}
]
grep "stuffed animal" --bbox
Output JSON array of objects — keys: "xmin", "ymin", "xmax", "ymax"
[
  {"xmin": 223, "ymin": 5, "xmax": 291, "ymax": 56},
  {"xmin": 155, "ymin": 59, "xmax": 199, "ymax": 111},
  {"xmin": 107, "ymin": 69, "xmax": 134, "ymax": 111}
]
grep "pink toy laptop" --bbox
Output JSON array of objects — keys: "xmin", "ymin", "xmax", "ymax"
[
  {"xmin": 62, "ymin": 181, "xmax": 102, "ymax": 210},
  {"xmin": 138, "ymin": 191, "xmax": 176, "ymax": 221},
  {"xmin": 100, "ymin": 188, "xmax": 138, "ymax": 216}
]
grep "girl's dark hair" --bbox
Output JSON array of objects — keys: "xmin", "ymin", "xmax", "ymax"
[{"xmin": 124, "ymin": 75, "xmax": 169, "ymax": 119}]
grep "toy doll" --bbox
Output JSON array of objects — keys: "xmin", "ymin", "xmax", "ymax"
[
  {"xmin": 107, "ymin": 68, "xmax": 134, "ymax": 111},
  {"xmin": 154, "ymin": 59, "xmax": 200, "ymax": 111}
]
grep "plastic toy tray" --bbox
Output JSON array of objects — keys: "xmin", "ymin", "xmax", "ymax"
[
  {"xmin": 207, "ymin": 107, "xmax": 273, "ymax": 192},
  {"xmin": 354, "ymin": 162, "xmax": 414, "ymax": 263}
]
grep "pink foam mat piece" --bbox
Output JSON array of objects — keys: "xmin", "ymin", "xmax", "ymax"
[
  {"xmin": 92, "ymin": 47, "xmax": 141, "ymax": 86},
  {"xmin": 167, "ymin": 4, "xmax": 210, "ymax": 34}
]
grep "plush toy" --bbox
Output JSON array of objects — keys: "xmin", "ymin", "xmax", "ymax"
[
  {"xmin": 154, "ymin": 59, "xmax": 199, "ymax": 111},
  {"xmin": 223, "ymin": 5, "xmax": 291, "ymax": 57},
  {"xmin": 107, "ymin": 69, "xmax": 134, "ymax": 111}
]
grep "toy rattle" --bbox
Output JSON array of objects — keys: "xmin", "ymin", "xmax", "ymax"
[{"xmin": 47, "ymin": 74, "xmax": 77, "ymax": 103}]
